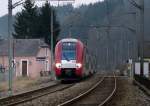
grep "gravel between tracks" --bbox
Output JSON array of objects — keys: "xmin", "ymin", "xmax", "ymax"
[
  {"xmin": 70, "ymin": 77, "xmax": 115, "ymax": 106},
  {"xmin": 7, "ymin": 75, "xmax": 149, "ymax": 106},
  {"xmin": 17, "ymin": 74, "xmax": 102, "ymax": 106},
  {"xmin": 107, "ymin": 77, "xmax": 150, "ymax": 106},
  {"xmin": 0, "ymin": 77, "xmax": 57, "ymax": 98}
]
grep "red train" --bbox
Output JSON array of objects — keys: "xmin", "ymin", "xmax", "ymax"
[{"xmin": 54, "ymin": 38, "xmax": 96, "ymax": 81}]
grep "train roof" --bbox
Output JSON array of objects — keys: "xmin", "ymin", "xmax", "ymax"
[
  {"xmin": 61, "ymin": 38, "xmax": 78, "ymax": 43},
  {"xmin": 56, "ymin": 38, "xmax": 84, "ymax": 47}
]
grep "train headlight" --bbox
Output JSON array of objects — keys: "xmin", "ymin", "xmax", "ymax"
[
  {"xmin": 76, "ymin": 63, "xmax": 82, "ymax": 68},
  {"xmin": 55, "ymin": 63, "xmax": 61, "ymax": 68}
]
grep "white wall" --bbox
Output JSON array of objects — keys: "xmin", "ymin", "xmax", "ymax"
[{"xmin": 135, "ymin": 62, "xmax": 141, "ymax": 75}]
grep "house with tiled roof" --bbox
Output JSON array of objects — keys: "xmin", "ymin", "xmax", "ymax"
[{"xmin": 0, "ymin": 39, "xmax": 52, "ymax": 78}]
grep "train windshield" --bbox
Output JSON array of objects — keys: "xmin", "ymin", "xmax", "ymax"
[{"xmin": 62, "ymin": 42, "xmax": 76, "ymax": 61}]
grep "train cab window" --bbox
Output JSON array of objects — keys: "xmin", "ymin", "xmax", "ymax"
[{"xmin": 62, "ymin": 42, "xmax": 76, "ymax": 61}]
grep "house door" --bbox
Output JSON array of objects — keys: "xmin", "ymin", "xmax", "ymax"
[{"xmin": 22, "ymin": 61, "xmax": 27, "ymax": 77}]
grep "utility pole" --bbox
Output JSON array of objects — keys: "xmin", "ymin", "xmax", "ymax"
[
  {"xmin": 8, "ymin": 0, "xmax": 26, "ymax": 96},
  {"xmin": 106, "ymin": 0, "xmax": 111, "ymax": 70},
  {"xmin": 8, "ymin": 0, "xmax": 13, "ymax": 96},
  {"xmin": 50, "ymin": 4, "xmax": 54, "ymax": 79},
  {"xmin": 114, "ymin": 43, "xmax": 117, "ymax": 69},
  {"xmin": 139, "ymin": 0, "xmax": 144, "ymax": 76},
  {"xmin": 128, "ymin": 41, "xmax": 131, "ymax": 59}
]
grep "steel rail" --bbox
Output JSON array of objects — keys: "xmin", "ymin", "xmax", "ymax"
[
  {"xmin": 0, "ymin": 83, "xmax": 59, "ymax": 99},
  {"xmin": 98, "ymin": 73, "xmax": 117, "ymax": 106},
  {"xmin": 134, "ymin": 79, "xmax": 150, "ymax": 96},
  {"xmin": 57, "ymin": 76, "xmax": 105, "ymax": 106},
  {"xmin": 58, "ymin": 73, "xmax": 116, "ymax": 106},
  {"xmin": 0, "ymin": 83, "xmax": 75, "ymax": 106}
]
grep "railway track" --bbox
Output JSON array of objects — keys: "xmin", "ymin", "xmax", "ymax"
[
  {"xmin": 133, "ymin": 79, "xmax": 150, "ymax": 96},
  {"xmin": 0, "ymin": 83, "xmax": 75, "ymax": 106},
  {"xmin": 58, "ymin": 73, "xmax": 116, "ymax": 106}
]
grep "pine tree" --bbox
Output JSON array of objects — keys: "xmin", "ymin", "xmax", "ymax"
[
  {"xmin": 13, "ymin": 1, "xmax": 60, "ymax": 47},
  {"xmin": 39, "ymin": 2, "xmax": 60, "ymax": 46},
  {"xmin": 13, "ymin": 0, "xmax": 39, "ymax": 38}
]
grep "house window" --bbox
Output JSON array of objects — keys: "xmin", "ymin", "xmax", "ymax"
[
  {"xmin": 36, "ymin": 57, "xmax": 46, "ymax": 61},
  {"xmin": 36, "ymin": 57, "xmax": 46, "ymax": 64}
]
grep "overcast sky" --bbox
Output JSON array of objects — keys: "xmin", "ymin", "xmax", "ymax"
[{"xmin": 0, "ymin": 0, "xmax": 103, "ymax": 17}]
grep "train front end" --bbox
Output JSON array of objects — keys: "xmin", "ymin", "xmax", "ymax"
[{"xmin": 54, "ymin": 38, "xmax": 84, "ymax": 80}]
